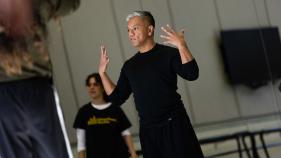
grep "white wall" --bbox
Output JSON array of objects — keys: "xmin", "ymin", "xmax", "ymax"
[{"xmin": 48, "ymin": 0, "xmax": 281, "ymax": 143}]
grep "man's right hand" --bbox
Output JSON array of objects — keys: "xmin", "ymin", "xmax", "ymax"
[
  {"xmin": 98, "ymin": 45, "xmax": 116, "ymax": 95},
  {"xmin": 99, "ymin": 45, "xmax": 109, "ymax": 75}
]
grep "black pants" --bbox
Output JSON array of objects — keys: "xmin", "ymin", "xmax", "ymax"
[
  {"xmin": 0, "ymin": 77, "xmax": 69, "ymax": 158},
  {"xmin": 139, "ymin": 110, "xmax": 204, "ymax": 158}
]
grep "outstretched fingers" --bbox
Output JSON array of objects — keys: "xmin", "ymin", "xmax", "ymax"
[
  {"xmin": 99, "ymin": 45, "xmax": 109, "ymax": 73},
  {"xmin": 160, "ymin": 24, "xmax": 186, "ymax": 47},
  {"xmin": 100, "ymin": 45, "xmax": 109, "ymax": 62},
  {"xmin": 161, "ymin": 24, "xmax": 175, "ymax": 36}
]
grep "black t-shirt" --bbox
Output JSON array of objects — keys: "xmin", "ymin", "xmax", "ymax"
[
  {"xmin": 73, "ymin": 103, "xmax": 131, "ymax": 158},
  {"xmin": 109, "ymin": 43, "xmax": 199, "ymax": 126}
]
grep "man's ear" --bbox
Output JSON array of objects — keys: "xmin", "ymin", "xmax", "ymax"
[{"xmin": 148, "ymin": 25, "xmax": 154, "ymax": 36}]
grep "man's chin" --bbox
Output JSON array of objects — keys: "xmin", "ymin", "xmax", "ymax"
[{"xmin": 130, "ymin": 41, "xmax": 138, "ymax": 46}]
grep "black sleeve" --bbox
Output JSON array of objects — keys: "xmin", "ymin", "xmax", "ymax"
[
  {"xmin": 171, "ymin": 53, "xmax": 199, "ymax": 81},
  {"xmin": 108, "ymin": 64, "xmax": 132, "ymax": 106},
  {"xmin": 73, "ymin": 108, "xmax": 87, "ymax": 129},
  {"xmin": 116, "ymin": 108, "xmax": 132, "ymax": 132}
]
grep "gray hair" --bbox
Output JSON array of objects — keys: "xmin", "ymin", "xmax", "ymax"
[{"xmin": 126, "ymin": 11, "xmax": 155, "ymax": 27}]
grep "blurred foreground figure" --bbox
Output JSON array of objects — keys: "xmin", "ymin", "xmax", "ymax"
[{"xmin": 0, "ymin": 0, "xmax": 80, "ymax": 157}]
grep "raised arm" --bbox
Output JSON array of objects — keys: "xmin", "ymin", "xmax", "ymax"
[
  {"xmin": 98, "ymin": 45, "xmax": 116, "ymax": 95},
  {"xmin": 161, "ymin": 25, "xmax": 199, "ymax": 80},
  {"xmin": 160, "ymin": 24, "xmax": 193, "ymax": 64},
  {"xmin": 99, "ymin": 45, "xmax": 132, "ymax": 105}
]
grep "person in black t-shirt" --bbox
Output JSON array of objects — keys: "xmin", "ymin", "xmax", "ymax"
[
  {"xmin": 98, "ymin": 11, "xmax": 204, "ymax": 158},
  {"xmin": 73, "ymin": 73, "xmax": 138, "ymax": 158}
]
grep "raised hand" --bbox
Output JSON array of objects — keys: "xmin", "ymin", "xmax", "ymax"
[
  {"xmin": 99, "ymin": 45, "xmax": 109, "ymax": 74},
  {"xmin": 161, "ymin": 24, "xmax": 193, "ymax": 63},
  {"xmin": 160, "ymin": 24, "xmax": 187, "ymax": 48}
]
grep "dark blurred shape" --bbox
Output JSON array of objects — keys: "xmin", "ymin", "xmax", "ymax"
[{"xmin": 220, "ymin": 27, "xmax": 281, "ymax": 88}]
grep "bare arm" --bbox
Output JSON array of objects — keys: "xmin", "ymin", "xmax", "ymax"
[
  {"xmin": 123, "ymin": 134, "xmax": 138, "ymax": 158},
  {"xmin": 78, "ymin": 150, "xmax": 86, "ymax": 158},
  {"xmin": 76, "ymin": 129, "xmax": 86, "ymax": 158},
  {"xmin": 98, "ymin": 45, "xmax": 116, "ymax": 95},
  {"xmin": 160, "ymin": 24, "xmax": 193, "ymax": 64}
]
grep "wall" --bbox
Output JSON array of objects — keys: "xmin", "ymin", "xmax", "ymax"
[{"xmin": 48, "ymin": 0, "xmax": 281, "ymax": 143}]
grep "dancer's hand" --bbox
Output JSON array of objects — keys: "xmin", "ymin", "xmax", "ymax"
[
  {"xmin": 161, "ymin": 24, "xmax": 194, "ymax": 63},
  {"xmin": 160, "ymin": 24, "xmax": 187, "ymax": 48},
  {"xmin": 99, "ymin": 45, "xmax": 109, "ymax": 74}
]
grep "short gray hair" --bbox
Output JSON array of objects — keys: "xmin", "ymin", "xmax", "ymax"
[{"xmin": 126, "ymin": 11, "xmax": 155, "ymax": 27}]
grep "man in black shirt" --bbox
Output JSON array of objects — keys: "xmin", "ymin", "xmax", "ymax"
[{"xmin": 99, "ymin": 11, "xmax": 204, "ymax": 158}]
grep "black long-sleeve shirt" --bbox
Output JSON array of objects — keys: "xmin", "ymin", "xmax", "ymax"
[{"xmin": 109, "ymin": 43, "xmax": 199, "ymax": 126}]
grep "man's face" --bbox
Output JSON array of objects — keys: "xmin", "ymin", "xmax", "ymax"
[
  {"xmin": 127, "ymin": 16, "xmax": 153, "ymax": 48},
  {"xmin": 87, "ymin": 77, "xmax": 104, "ymax": 100}
]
